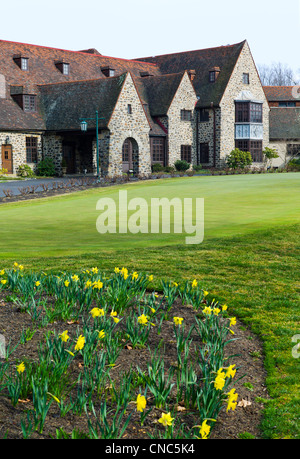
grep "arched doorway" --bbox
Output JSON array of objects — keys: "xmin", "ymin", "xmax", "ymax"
[{"xmin": 122, "ymin": 138, "xmax": 139, "ymax": 174}]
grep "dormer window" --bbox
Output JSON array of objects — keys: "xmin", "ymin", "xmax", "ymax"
[
  {"xmin": 13, "ymin": 55, "xmax": 29, "ymax": 71},
  {"xmin": 12, "ymin": 93, "xmax": 37, "ymax": 112},
  {"xmin": 101, "ymin": 66, "xmax": 115, "ymax": 77},
  {"xmin": 55, "ymin": 61, "xmax": 70, "ymax": 75},
  {"xmin": 209, "ymin": 67, "xmax": 220, "ymax": 83}
]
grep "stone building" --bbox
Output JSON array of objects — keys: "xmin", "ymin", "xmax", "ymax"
[
  {"xmin": 0, "ymin": 38, "xmax": 285, "ymax": 177},
  {"xmin": 263, "ymin": 86, "xmax": 300, "ymax": 167}
]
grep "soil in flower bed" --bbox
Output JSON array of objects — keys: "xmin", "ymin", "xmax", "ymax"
[{"xmin": 0, "ymin": 291, "xmax": 269, "ymax": 440}]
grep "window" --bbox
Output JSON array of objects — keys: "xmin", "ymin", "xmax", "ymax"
[
  {"xmin": 235, "ymin": 140, "xmax": 263, "ymax": 162},
  {"xmin": 199, "ymin": 109, "xmax": 209, "ymax": 122},
  {"xmin": 23, "ymin": 95, "xmax": 36, "ymax": 112},
  {"xmin": 181, "ymin": 145, "xmax": 191, "ymax": 163},
  {"xmin": 26, "ymin": 137, "xmax": 38, "ymax": 163},
  {"xmin": 279, "ymin": 102, "xmax": 296, "ymax": 107},
  {"xmin": 151, "ymin": 138, "xmax": 165, "ymax": 163},
  {"xmin": 127, "ymin": 104, "xmax": 132, "ymax": 114},
  {"xmin": 63, "ymin": 63, "xmax": 70, "ymax": 75},
  {"xmin": 287, "ymin": 144, "xmax": 300, "ymax": 157},
  {"xmin": 250, "ymin": 103, "xmax": 263, "ymax": 123},
  {"xmin": 199, "ymin": 143, "xmax": 209, "ymax": 163},
  {"xmin": 209, "ymin": 71, "xmax": 216, "ymax": 83},
  {"xmin": 235, "ymin": 102, "xmax": 262, "ymax": 123},
  {"xmin": 180, "ymin": 109, "xmax": 192, "ymax": 121},
  {"xmin": 101, "ymin": 66, "xmax": 115, "ymax": 77},
  {"xmin": 122, "ymin": 139, "xmax": 130, "ymax": 162},
  {"xmin": 21, "ymin": 58, "xmax": 29, "ymax": 71},
  {"xmin": 243, "ymin": 73, "xmax": 250, "ymax": 84}
]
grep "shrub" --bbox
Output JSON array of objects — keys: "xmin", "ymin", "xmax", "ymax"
[
  {"xmin": 263, "ymin": 147, "xmax": 279, "ymax": 167},
  {"xmin": 226, "ymin": 148, "xmax": 252, "ymax": 169},
  {"xmin": 0, "ymin": 168, "xmax": 8, "ymax": 175},
  {"xmin": 174, "ymin": 160, "xmax": 190, "ymax": 172},
  {"xmin": 288, "ymin": 158, "xmax": 300, "ymax": 171},
  {"xmin": 36, "ymin": 158, "xmax": 56, "ymax": 177},
  {"xmin": 164, "ymin": 166, "xmax": 175, "ymax": 173},
  {"xmin": 17, "ymin": 164, "xmax": 34, "ymax": 178},
  {"xmin": 151, "ymin": 163, "xmax": 164, "ymax": 173},
  {"xmin": 193, "ymin": 164, "xmax": 202, "ymax": 172}
]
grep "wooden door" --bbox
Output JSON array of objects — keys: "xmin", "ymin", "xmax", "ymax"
[
  {"xmin": 1, "ymin": 145, "xmax": 13, "ymax": 174},
  {"xmin": 122, "ymin": 139, "xmax": 133, "ymax": 172},
  {"xmin": 62, "ymin": 144, "xmax": 76, "ymax": 174}
]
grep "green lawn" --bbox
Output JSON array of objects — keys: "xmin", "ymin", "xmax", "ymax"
[{"xmin": 0, "ymin": 173, "xmax": 299, "ymax": 438}]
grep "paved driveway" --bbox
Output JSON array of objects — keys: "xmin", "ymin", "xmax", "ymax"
[{"xmin": 0, "ymin": 177, "xmax": 80, "ymax": 197}]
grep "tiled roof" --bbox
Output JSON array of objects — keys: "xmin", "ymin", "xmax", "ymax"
[
  {"xmin": 134, "ymin": 72, "xmax": 185, "ymax": 116},
  {"xmin": 264, "ymin": 86, "xmax": 298, "ymax": 102},
  {"xmin": 269, "ymin": 107, "xmax": 300, "ymax": 139},
  {"xmin": 135, "ymin": 41, "xmax": 246, "ymax": 107},
  {"xmin": 39, "ymin": 74, "xmax": 127, "ymax": 131}
]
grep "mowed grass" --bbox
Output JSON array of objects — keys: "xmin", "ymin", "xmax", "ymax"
[
  {"xmin": 0, "ymin": 173, "xmax": 299, "ymax": 257},
  {"xmin": 0, "ymin": 173, "xmax": 299, "ymax": 438}
]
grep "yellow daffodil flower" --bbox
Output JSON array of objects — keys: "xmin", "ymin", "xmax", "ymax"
[
  {"xmin": 72, "ymin": 274, "xmax": 79, "ymax": 282},
  {"xmin": 138, "ymin": 314, "xmax": 148, "ymax": 326},
  {"xmin": 192, "ymin": 279, "xmax": 198, "ymax": 288},
  {"xmin": 114, "ymin": 267, "xmax": 120, "ymax": 274},
  {"xmin": 0, "ymin": 270, "xmax": 5, "ymax": 276},
  {"xmin": 91, "ymin": 267, "xmax": 98, "ymax": 274},
  {"xmin": 199, "ymin": 420, "xmax": 211, "ymax": 439},
  {"xmin": 136, "ymin": 394, "xmax": 146, "ymax": 412},
  {"xmin": 110, "ymin": 311, "xmax": 117, "ymax": 317},
  {"xmin": 213, "ymin": 307, "xmax": 221, "ymax": 316},
  {"xmin": 226, "ymin": 388, "xmax": 238, "ymax": 412},
  {"xmin": 85, "ymin": 280, "xmax": 92, "ymax": 288},
  {"xmin": 132, "ymin": 272, "xmax": 138, "ymax": 280},
  {"xmin": 90, "ymin": 307, "xmax": 105, "ymax": 318},
  {"xmin": 17, "ymin": 362, "xmax": 25, "ymax": 374},
  {"xmin": 225, "ymin": 365, "xmax": 236, "ymax": 379},
  {"xmin": 35, "ymin": 281, "xmax": 40, "ymax": 287},
  {"xmin": 203, "ymin": 306, "xmax": 212, "ymax": 315},
  {"xmin": 148, "ymin": 275, "xmax": 153, "ymax": 282},
  {"xmin": 203, "ymin": 290, "xmax": 209, "ymax": 297},
  {"xmin": 75, "ymin": 335, "xmax": 85, "ymax": 351},
  {"xmin": 158, "ymin": 412, "xmax": 174, "ymax": 427},
  {"xmin": 229, "ymin": 317, "xmax": 237, "ymax": 327},
  {"xmin": 222, "ymin": 304, "xmax": 228, "ymax": 311},
  {"xmin": 173, "ymin": 317, "xmax": 184, "ymax": 326},
  {"xmin": 92, "ymin": 280, "xmax": 103, "ymax": 290},
  {"xmin": 1, "ymin": 280, "xmax": 7, "ymax": 285},
  {"xmin": 59, "ymin": 330, "xmax": 69, "ymax": 342},
  {"xmin": 214, "ymin": 369, "xmax": 226, "ymax": 390},
  {"xmin": 120, "ymin": 267, "xmax": 128, "ymax": 279},
  {"xmin": 113, "ymin": 317, "xmax": 120, "ymax": 324},
  {"xmin": 98, "ymin": 330, "xmax": 105, "ymax": 339}
]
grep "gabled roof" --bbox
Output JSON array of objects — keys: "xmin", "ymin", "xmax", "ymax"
[
  {"xmin": 134, "ymin": 72, "xmax": 186, "ymax": 116},
  {"xmin": 264, "ymin": 86, "xmax": 297, "ymax": 102},
  {"xmin": 269, "ymin": 107, "xmax": 300, "ymax": 139},
  {"xmin": 135, "ymin": 41, "xmax": 246, "ymax": 108},
  {"xmin": 39, "ymin": 73, "xmax": 128, "ymax": 131}
]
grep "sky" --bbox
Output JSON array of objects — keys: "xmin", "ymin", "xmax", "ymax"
[{"xmin": 1, "ymin": 0, "xmax": 299, "ymax": 76}]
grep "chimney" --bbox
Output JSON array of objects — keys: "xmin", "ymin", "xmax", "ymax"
[{"xmin": 188, "ymin": 69, "xmax": 196, "ymax": 82}]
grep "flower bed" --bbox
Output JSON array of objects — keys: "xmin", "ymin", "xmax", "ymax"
[{"xmin": 0, "ymin": 264, "xmax": 265, "ymax": 439}]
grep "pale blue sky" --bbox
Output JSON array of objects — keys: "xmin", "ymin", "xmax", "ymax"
[{"xmin": 1, "ymin": 0, "xmax": 299, "ymax": 75}]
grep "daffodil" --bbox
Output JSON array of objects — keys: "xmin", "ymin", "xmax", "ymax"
[
  {"xmin": 136, "ymin": 394, "xmax": 146, "ymax": 412},
  {"xmin": 213, "ymin": 307, "xmax": 221, "ymax": 316},
  {"xmin": 114, "ymin": 267, "xmax": 120, "ymax": 274},
  {"xmin": 59, "ymin": 330, "xmax": 69, "ymax": 342},
  {"xmin": 72, "ymin": 274, "xmax": 79, "ymax": 282},
  {"xmin": 226, "ymin": 388, "xmax": 238, "ymax": 412},
  {"xmin": 93, "ymin": 280, "xmax": 103, "ymax": 290},
  {"xmin": 98, "ymin": 330, "xmax": 105, "ymax": 339},
  {"xmin": 75, "ymin": 334, "xmax": 85, "ymax": 351},
  {"xmin": 225, "ymin": 365, "xmax": 236, "ymax": 379},
  {"xmin": 110, "ymin": 311, "xmax": 117, "ymax": 317},
  {"xmin": 132, "ymin": 272, "xmax": 138, "ymax": 280},
  {"xmin": 148, "ymin": 275, "xmax": 153, "ymax": 282},
  {"xmin": 120, "ymin": 267, "xmax": 128, "ymax": 280},
  {"xmin": 47, "ymin": 392, "xmax": 60, "ymax": 404},
  {"xmin": 214, "ymin": 369, "xmax": 226, "ymax": 391},
  {"xmin": 19, "ymin": 265, "xmax": 24, "ymax": 271},
  {"xmin": 0, "ymin": 269, "xmax": 5, "ymax": 276},
  {"xmin": 199, "ymin": 420, "xmax": 211, "ymax": 439},
  {"xmin": 64, "ymin": 280, "xmax": 70, "ymax": 287},
  {"xmin": 91, "ymin": 267, "xmax": 98, "ymax": 274},
  {"xmin": 85, "ymin": 280, "xmax": 92, "ymax": 288},
  {"xmin": 113, "ymin": 317, "xmax": 120, "ymax": 324},
  {"xmin": 222, "ymin": 304, "xmax": 228, "ymax": 311},
  {"xmin": 158, "ymin": 412, "xmax": 174, "ymax": 427},
  {"xmin": 90, "ymin": 307, "xmax": 105, "ymax": 318},
  {"xmin": 13, "ymin": 262, "xmax": 19, "ymax": 268},
  {"xmin": 1, "ymin": 280, "xmax": 7, "ymax": 285},
  {"xmin": 35, "ymin": 281, "xmax": 40, "ymax": 287},
  {"xmin": 203, "ymin": 290, "xmax": 209, "ymax": 297},
  {"xmin": 17, "ymin": 362, "xmax": 25, "ymax": 374},
  {"xmin": 173, "ymin": 317, "xmax": 184, "ymax": 326},
  {"xmin": 138, "ymin": 314, "xmax": 148, "ymax": 326},
  {"xmin": 192, "ymin": 279, "xmax": 198, "ymax": 288},
  {"xmin": 229, "ymin": 317, "xmax": 237, "ymax": 327},
  {"xmin": 203, "ymin": 306, "xmax": 212, "ymax": 315}
]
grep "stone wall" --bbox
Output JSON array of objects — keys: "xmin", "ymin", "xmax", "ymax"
[
  {"xmin": 219, "ymin": 41, "xmax": 270, "ymax": 167},
  {"xmin": 268, "ymin": 140, "xmax": 300, "ymax": 168},
  {"xmin": 0, "ymin": 131, "xmax": 42, "ymax": 175},
  {"xmin": 167, "ymin": 72, "xmax": 198, "ymax": 166},
  {"xmin": 197, "ymin": 107, "xmax": 222, "ymax": 167},
  {"xmin": 107, "ymin": 72, "xmax": 151, "ymax": 177}
]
